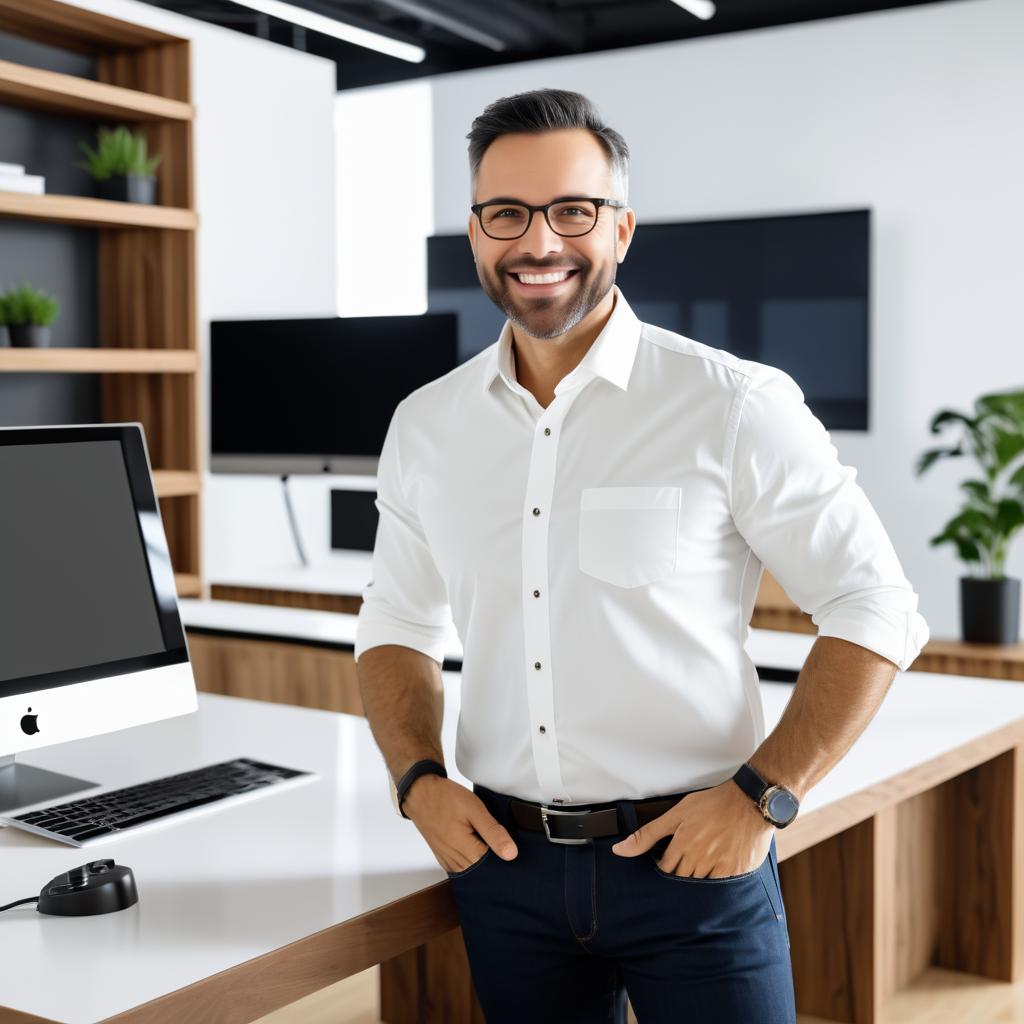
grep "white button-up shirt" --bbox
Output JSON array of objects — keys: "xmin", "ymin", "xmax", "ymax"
[{"xmin": 355, "ymin": 285, "xmax": 930, "ymax": 811}]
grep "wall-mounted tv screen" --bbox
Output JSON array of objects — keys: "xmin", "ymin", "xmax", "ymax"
[
  {"xmin": 428, "ymin": 209, "xmax": 870, "ymax": 431},
  {"xmin": 210, "ymin": 314, "xmax": 458, "ymax": 475}
]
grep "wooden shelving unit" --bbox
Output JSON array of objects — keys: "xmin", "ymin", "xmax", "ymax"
[
  {"xmin": 0, "ymin": 348, "xmax": 199, "ymax": 372},
  {"xmin": 0, "ymin": 0, "xmax": 203, "ymax": 600}
]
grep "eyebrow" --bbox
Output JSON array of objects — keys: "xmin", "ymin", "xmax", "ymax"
[{"xmin": 478, "ymin": 194, "xmax": 593, "ymax": 205}]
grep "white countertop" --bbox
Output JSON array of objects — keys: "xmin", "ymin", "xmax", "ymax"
[
  {"xmin": 209, "ymin": 550, "xmax": 372, "ymax": 596},
  {"xmin": 5, "ymin": 603, "xmax": 1019, "ymax": 1022},
  {"xmin": 180, "ymin": 597, "xmax": 815, "ymax": 671}
]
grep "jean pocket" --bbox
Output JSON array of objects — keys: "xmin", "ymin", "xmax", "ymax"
[
  {"xmin": 578, "ymin": 486, "xmax": 680, "ymax": 588},
  {"xmin": 446, "ymin": 847, "xmax": 493, "ymax": 879},
  {"xmin": 647, "ymin": 837, "xmax": 768, "ymax": 883}
]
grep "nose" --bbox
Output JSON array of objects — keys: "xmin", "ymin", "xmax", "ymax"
[{"xmin": 516, "ymin": 208, "xmax": 566, "ymax": 258}]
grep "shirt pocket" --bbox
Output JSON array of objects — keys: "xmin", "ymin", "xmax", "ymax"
[{"xmin": 578, "ymin": 486, "xmax": 681, "ymax": 588}]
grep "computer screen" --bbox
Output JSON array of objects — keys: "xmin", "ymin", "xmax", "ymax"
[
  {"xmin": 428, "ymin": 208, "xmax": 870, "ymax": 431},
  {"xmin": 0, "ymin": 424, "xmax": 196, "ymax": 804},
  {"xmin": 209, "ymin": 313, "xmax": 460, "ymax": 475}
]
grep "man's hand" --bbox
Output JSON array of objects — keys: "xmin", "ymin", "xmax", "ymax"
[
  {"xmin": 611, "ymin": 779, "xmax": 773, "ymax": 878},
  {"xmin": 401, "ymin": 774, "xmax": 519, "ymax": 873}
]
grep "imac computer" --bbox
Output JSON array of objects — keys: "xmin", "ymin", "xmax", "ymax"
[{"xmin": 0, "ymin": 423, "xmax": 197, "ymax": 814}]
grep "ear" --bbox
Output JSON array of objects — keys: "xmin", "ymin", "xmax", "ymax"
[
  {"xmin": 468, "ymin": 215, "xmax": 478, "ymax": 263},
  {"xmin": 616, "ymin": 207, "xmax": 636, "ymax": 264}
]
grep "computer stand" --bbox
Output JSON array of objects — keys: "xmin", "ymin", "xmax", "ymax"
[
  {"xmin": 280, "ymin": 473, "xmax": 309, "ymax": 567},
  {"xmin": 0, "ymin": 755, "xmax": 97, "ymax": 815}
]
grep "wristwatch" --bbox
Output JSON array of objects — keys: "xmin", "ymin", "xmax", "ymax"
[
  {"xmin": 731, "ymin": 762, "xmax": 800, "ymax": 828},
  {"xmin": 395, "ymin": 758, "xmax": 447, "ymax": 819}
]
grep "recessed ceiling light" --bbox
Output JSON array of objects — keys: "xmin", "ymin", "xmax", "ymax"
[
  {"xmin": 228, "ymin": 0, "xmax": 426, "ymax": 62},
  {"xmin": 669, "ymin": 0, "xmax": 717, "ymax": 20}
]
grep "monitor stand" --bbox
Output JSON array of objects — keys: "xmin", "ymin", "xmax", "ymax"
[{"xmin": 0, "ymin": 755, "xmax": 97, "ymax": 815}]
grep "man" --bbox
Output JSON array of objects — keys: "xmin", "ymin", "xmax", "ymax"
[{"xmin": 355, "ymin": 89, "xmax": 929, "ymax": 1023}]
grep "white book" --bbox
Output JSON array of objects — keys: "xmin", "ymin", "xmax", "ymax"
[
  {"xmin": 0, "ymin": 161, "xmax": 25, "ymax": 176},
  {"xmin": 0, "ymin": 173, "xmax": 44, "ymax": 194}
]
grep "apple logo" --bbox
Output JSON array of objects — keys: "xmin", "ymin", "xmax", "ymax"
[{"xmin": 20, "ymin": 707, "xmax": 39, "ymax": 736}]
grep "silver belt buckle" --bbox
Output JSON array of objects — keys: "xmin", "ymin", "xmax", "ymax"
[{"xmin": 540, "ymin": 805, "xmax": 594, "ymax": 845}]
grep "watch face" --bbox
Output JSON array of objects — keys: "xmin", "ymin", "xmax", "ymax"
[{"xmin": 766, "ymin": 788, "xmax": 799, "ymax": 825}]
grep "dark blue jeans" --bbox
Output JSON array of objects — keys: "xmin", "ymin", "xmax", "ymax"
[{"xmin": 446, "ymin": 783, "xmax": 796, "ymax": 1023}]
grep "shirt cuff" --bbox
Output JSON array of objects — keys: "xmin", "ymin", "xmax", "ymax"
[
  {"xmin": 814, "ymin": 600, "xmax": 930, "ymax": 672},
  {"xmin": 354, "ymin": 612, "xmax": 449, "ymax": 666}
]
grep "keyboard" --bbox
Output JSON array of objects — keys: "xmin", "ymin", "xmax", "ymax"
[{"xmin": 1, "ymin": 757, "xmax": 314, "ymax": 847}]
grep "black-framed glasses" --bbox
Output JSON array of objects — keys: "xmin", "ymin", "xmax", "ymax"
[{"xmin": 470, "ymin": 196, "xmax": 626, "ymax": 240}]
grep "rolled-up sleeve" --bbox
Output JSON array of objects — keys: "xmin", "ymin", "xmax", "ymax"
[
  {"xmin": 354, "ymin": 399, "xmax": 452, "ymax": 665},
  {"xmin": 728, "ymin": 365, "xmax": 930, "ymax": 671}
]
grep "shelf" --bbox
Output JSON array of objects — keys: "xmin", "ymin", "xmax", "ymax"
[
  {"xmin": 153, "ymin": 471, "xmax": 200, "ymax": 498},
  {"xmin": 0, "ymin": 59, "xmax": 194, "ymax": 121},
  {"xmin": 0, "ymin": 347, "xmax": 198, "ymax": 373},
  {"xmin": 175, "ymin": 573, "xmax": 202, "ymax": 598},
  {"xmin": 0, "ymin": 191, "xmax": 196, "ymax": 229}
]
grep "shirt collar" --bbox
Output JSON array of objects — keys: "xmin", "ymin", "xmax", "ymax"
[{"xmin": 481, "ymin": 284, "xmax": 642, "ymax": 397}]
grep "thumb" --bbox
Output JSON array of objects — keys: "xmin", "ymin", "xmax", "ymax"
[
  {"xmin": 612, "ymin": 826, "xmax": 652, "ymax": 856},
  {"xmin": 474, "ymin": 810, "xmax": 518, "ymax": 860}
]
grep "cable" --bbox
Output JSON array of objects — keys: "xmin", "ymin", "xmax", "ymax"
[{"xmin": 0, "ymin": 896, "xmax": 38, "ymax": 913}]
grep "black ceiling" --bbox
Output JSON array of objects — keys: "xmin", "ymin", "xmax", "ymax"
[{"xmin": 139, "ymin": 0, "xmax": 964, "ymax": 91}]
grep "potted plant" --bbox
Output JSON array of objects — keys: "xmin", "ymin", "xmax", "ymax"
[
  {"xmin": 75, "ymin": 124, "xmax": 162, "ymax": 204},
  {"xmin": 916, "ymin": 390, "xmax": 1024, "ymax": 644},
  {"xmin": 0, "ymin": 284, "xmax": 60, "ymax": 347}
]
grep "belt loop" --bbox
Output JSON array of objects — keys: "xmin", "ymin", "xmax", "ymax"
[
  {"xmin": 617, "ymin": 797, "xmax": 640, "ymax": 836},
  {"xmin": 474, "ymin": 783, "xmax": 513, "ymax": 830}
]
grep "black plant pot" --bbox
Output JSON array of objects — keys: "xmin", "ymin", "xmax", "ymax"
[
  {"xmin": 960, "ymin": 576, "xmax": 1021, "ymax": 644},
  {"xmin": 8, "ymin": 324, "xmax": 51, "ymax": 347},
  {"xmin": 98, "ymin": 174, "xmax": 157, "ymax": 204}
]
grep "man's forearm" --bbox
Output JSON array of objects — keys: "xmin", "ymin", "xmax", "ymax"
[
  {"xmin": 746, "ymin": 635, "xmax": 899, "ymax": 802},
  {"xmin": 355, "ymin": 644, "xmax": 445, "ymax": 784}
]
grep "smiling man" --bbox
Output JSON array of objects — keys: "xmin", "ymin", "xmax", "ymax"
[{"xmin": 354, "ymin": 89, "xmax": 929, "ymax": 1023}]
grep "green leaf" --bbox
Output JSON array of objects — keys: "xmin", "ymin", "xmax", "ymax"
[
  {"xmin": 960, "ymin": 479, "xmax": 994, "ymax": 506},
  {"xmin": 915, "ymin": 445, "xmax": 962, "ymax": 475},
  {"xmin": 0, "ymin": 284, "xmax": 60, "ymax": 326},
  {"xmin": 75, "ymin": 124, "xmax": 162, "ymax": 180}
]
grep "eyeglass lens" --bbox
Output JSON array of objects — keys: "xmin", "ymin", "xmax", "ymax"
[{"xmin": 480, "ymin": 201, "xmax": 598, "ymax": 239}]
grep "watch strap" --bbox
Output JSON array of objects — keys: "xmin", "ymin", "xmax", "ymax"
[
  {"xmin": 732, "ymin": 761, "xmax": 769, "ymax": 806},
  {"xmin": 395, "ymin": 759, "xmax": 447, "ymax": 819}
]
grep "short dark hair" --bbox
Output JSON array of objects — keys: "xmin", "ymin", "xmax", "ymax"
[{"xmin": 467, "ymin": 88, "xmax": 629, "ymax": 201}]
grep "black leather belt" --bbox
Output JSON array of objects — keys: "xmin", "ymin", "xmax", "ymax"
[{"xmin": 509, "ymin": 794, "xmax": 688, "ymax": 845}]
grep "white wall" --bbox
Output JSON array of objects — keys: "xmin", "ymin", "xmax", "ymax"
[
  {"xmin": 67, "ymin": 0, "xmax": 339, "ymax": 580},
  {"xmin": 426, "ymin": 0, "xmax": 1024, "ymax": 639}
]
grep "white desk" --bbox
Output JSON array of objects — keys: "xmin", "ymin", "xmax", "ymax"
[
  {"xmin": 180, "ymin": 597, "xmax": 810, "ymax": 677},
  {"xmin": 7, "ymin": 608, "xmax": 1024, "ymax": 1022},
  {"xmin": 0, "ymin": 687, "xmax": 466, "ymax": 1024}
]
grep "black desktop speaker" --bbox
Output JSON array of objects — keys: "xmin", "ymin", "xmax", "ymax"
[{"xmin": 330, "ymin": 489, "xmax": 379, "ymax": 552}]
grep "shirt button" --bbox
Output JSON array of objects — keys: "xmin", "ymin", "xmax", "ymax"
[
  {"xmin": 532, "ymin": 507, "xmax": 541, "ymax": 516},
  {"xmin": 532, "ymin": 589, "xmax": 540, "ymax": 598},
  {"xmin": 534, "ymin": 661, "xmax": 541, "ymax": 670},
  {"xmin": 544, "ymin": 427, "xmax": 551, "ymax": 436},
  {"xmin": 539, "ymin": 726, "xmax": 546, "ymax": 734}
]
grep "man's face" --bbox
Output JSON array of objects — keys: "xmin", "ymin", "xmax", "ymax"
[{"xmin": 468, "ymin": 128, "xmax": 634, "ymax": 341}]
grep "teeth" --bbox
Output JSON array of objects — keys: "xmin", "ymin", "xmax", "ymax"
[{"xmin": 517, "ymin": 271, "xmax": 572, "ymax": 285}]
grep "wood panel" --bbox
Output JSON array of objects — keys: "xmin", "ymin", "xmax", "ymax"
[
  {"xmin": 0, "ymin": 349, "xmax": 198, "ymax": 373},
  {"xmin": 186, "ymin": 633, "xmax": 365, "ymax": 716},
  {"xmin": 0, "ymin": 0, "xmax": 178, "ymax": 54},
  {"xmin": 0, "ymin": 58, "xmax": 194, "ymax": 121},
  {"xmin": 152, "ymin": 470, "xmax": 200, "ymax": 498},
  {"xmin": 781, "ymin": 815, "xmax": 879, "ymax": 1023},
  {"xmin": 937, "ymin": 746, "xmax": 1024, "ymax": 981},
  {"xmin": 0, "ymin": 191, "xmax": 196, "ymax": 228},
  {"xmin": 210, "ymin": 585, "xmax": 363, "ymax": 616}
]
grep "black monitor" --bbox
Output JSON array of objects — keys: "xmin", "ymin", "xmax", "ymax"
[
  {"xmin": 210, "ymin": 314, "xmax": 459, "ymax": 475},
  {"xmin": 428, "ymin": 208, "xmax": 870, "ymax": 431}
]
